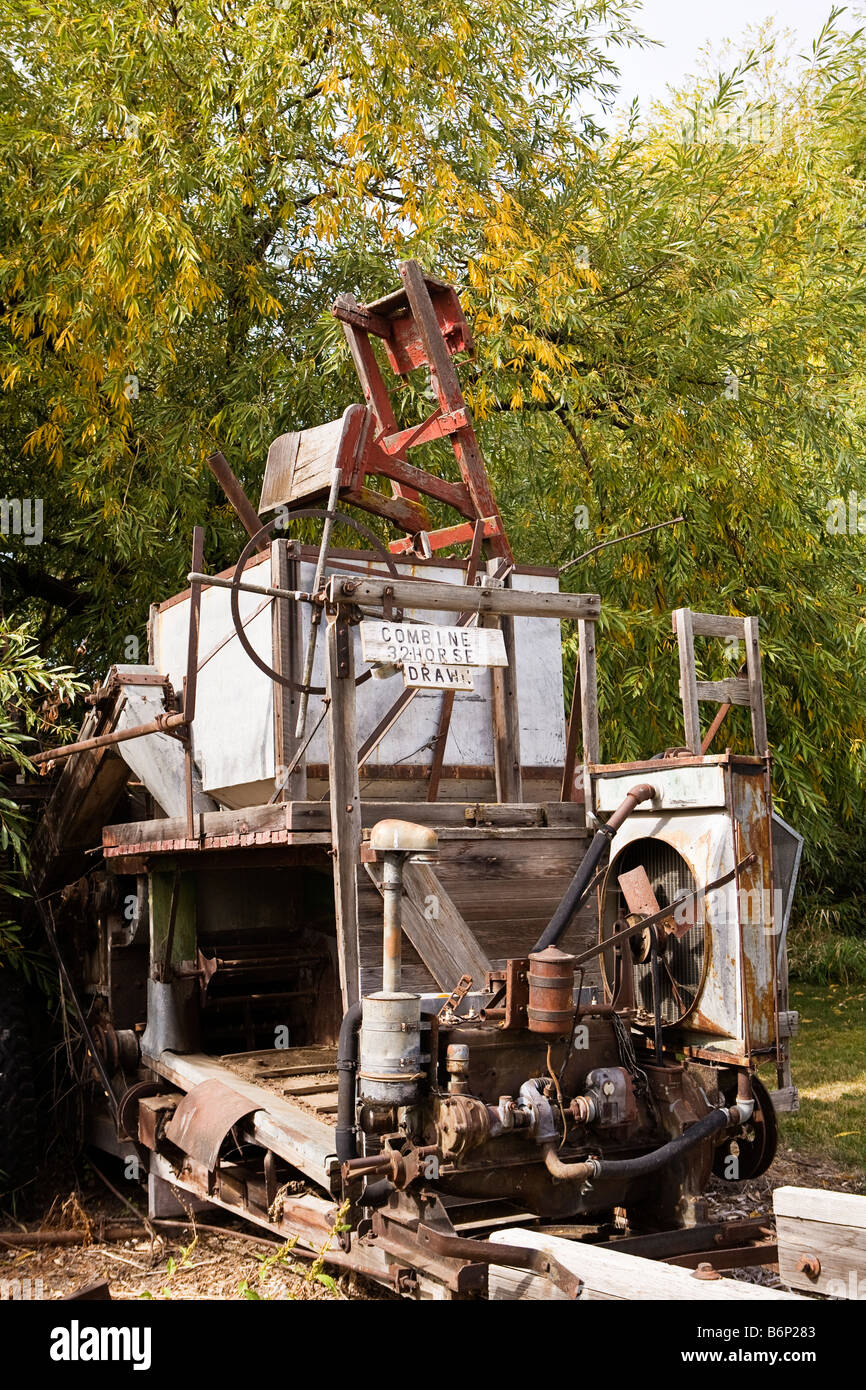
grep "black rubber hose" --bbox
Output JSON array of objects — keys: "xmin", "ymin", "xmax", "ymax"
[
  {"xmin": 335, "ymin": 1001, "xmax": 363, "ymax": 1163},
  {"xmin": 594, "ymin": 1106, "xmax": 729, "ymax": 1180},
  {"xmin": 531, "ymin": 826, "xmax": 614, "ymax": 953},
  {"xmin": 531, "ymin": 783, "xmax": 656, "ymax": 954}
]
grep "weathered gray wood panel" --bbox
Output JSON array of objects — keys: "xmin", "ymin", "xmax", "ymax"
[{"xmin": 358, "ymin": 829, "xmax": 599, "ymax": 996}]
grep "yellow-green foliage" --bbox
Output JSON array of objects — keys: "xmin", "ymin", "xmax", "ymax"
[{"xmin": 0, "ymin": 4, "xmax": 864, "ymax": 894}]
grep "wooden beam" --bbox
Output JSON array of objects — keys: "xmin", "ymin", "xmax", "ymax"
[
  {"xmin": 561, "ymin": 655, "xmax": 581, "ymax": 802},
  {"xmin": 487, "ymin": 1227, "xmax": 804, "ymax": 1301},
  {"xmin": 340, "ymin": 484, "xmax": 430, "ymax": 534},
  {"xmin": 328, "ymin": 575, "xmax": 600, "ymax": 621},
  {"xmin": 690, "ymin": 612, "xmax": 747, "ymax": 639},
  {"xmin": 400, "ymin": 260, "xmax": 512, "ymax": 560},
  {"xmin": 744, "ymin": 615, "xmax": 769, "ymax": 755},
  {"xmin": 578, "ymin": 619, "xmax": 599, "ymax": 810},
  {"xmin": 673, "ymin": 608, "xmax": 702, "ymax": 754},
  {"xmin": 364, "ymin": 860, "xmax": 493, "ymax": 991},
  {"xmin": 325, "ymin": 614, "xmax": 361, "ymax": 1008},
  {"xmin": 363, "ymin": 441, "xmax": 473, "ymax": 513},
  {"xmin": 487, "ymin": 561, "xmax": 522, "ymax": 805},
  {"xmin": 429, "ymin": 527, "xmax": 487, "ymax": 802},
  {"xmin": 768, "ymin": 1086, "xmax": 799, "ymax": 1113},
  {"xmin": 694, "ymin": 678, "xmax": 751, "ymax": 706}
]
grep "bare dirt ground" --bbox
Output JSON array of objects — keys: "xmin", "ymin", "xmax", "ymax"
[{"xmin": 1, "ymin": 1145, "xmax": 862, "ymax": 1301}]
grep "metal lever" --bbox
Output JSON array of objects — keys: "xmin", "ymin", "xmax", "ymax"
[{"xmin": 295, "ymin": 467, "xmax": 341, "ymax": 738}]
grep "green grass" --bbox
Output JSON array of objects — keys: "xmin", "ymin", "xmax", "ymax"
[{"xmin": 762, "ymin": 983, "xmax": 866, "ymax": 1176}]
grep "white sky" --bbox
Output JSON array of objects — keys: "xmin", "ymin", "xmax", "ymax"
[{"xmin": 607, "ymin": 0, "xmax": 855, "ymax": 110}]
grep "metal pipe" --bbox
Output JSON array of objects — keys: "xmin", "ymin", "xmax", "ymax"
[
  {"xmin": 188, "ymin": 572, "xmax": 315, "ymax": 604},
  {"xmin": 335, "ymin": 1001, "xmax": 363, "ymax": 1164},
  {"xmin": 531, "ymin": 784, "xmax": 656, "ymax": 953},
  {"xmin": 1, "ymin": 710, "xmax": 188, "ymax": 775},
  {"xmin": 382, "ymin": 852, "xmax": 403, "ymax": 995},
  {"xmin": 650, "ymin": 930, "xmax": 664, "ymax": 1058},
  {"xmin": 295, "ymin": 467, "xmax": 341, "ymax": 739}
]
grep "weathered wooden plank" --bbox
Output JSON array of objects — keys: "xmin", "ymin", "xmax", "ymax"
[
  {"xmin": 673, "ymin": 608, "xmax": 702, "ymax": 755},
  {"xmin": 777, "ymin": 1010, "xmax": 799, "ymax": 1040},
  {"xmin": 774, "ymin": 1186, "xmax": 866, "ymax": 1297},
  {"xmin": 768, "ymin": 1086, "xmax": 799, "ymax": 1114},
  {"xmin": 325, "ymin": 614, "xmax": 361, "ymax": 1009},
  {"xmin": 358, "ymin": 828, "xmax": 598, "ymax": 997},
  {"xmin": 695, "ymin": 678, "xmax": 751, "ymax": 706},
  {"xmin": 744, "ymin": 615, "xmax": 769, "ymax": 756},
  {"xmin": 287, "ymin": 802, "xmax": 572, "ymax": 831},
  {"xmin": 364, "ymin": 860, "xmax": 493, "ymax": 991},
  {"xmin": 149, "ymin": 1050, "xmax": 335, "ymax": 1184},
  {"xmin": 487, "ymin": 1228, "xmax": 804, "ymax": 1301},
  {"xmin": 329, "ymin": 574, "xmax": 600, "ymax": 621},
  {"xmin": 774, "ymin": 1186, "xmax": 866, "ymax": 1227},
  {"xmin": 690, "ymin": 612, "xmax": 747, "ymax": 639},
  {"xmin": 577, "ymin": 618, "xmax": 598, "ymax": 809}
]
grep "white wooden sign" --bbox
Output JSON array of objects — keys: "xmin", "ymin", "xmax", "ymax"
[
  {"xmin": 360, "ymin": 620, "xmax": 507, "ymax": 669},
  {"xmin": 402, "ymin": 662, "xmax": 475, "ymax": 691}
]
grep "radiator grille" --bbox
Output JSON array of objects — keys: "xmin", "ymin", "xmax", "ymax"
[{"xmin": 603, "ymin": 839, "xmax": 705, "ymax": 1026}]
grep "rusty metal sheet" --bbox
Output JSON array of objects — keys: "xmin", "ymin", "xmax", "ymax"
[
  {"xmin": 617, "ymin": 865, "xmax": 661, "ymax": 919},
  {"xmin": 164, "ymin": 1079, "xmax": 258, "ymax": 1170}
]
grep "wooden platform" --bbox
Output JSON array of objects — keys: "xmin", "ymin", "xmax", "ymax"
[{"xmin": 102, "ymin": 799, "xmax": 586, "ymax": 859}]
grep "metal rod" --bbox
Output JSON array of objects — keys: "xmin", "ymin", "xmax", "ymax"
[
  {"xmin": 560, "ymin": 515, "xmax": 684, "ymax": 574},
  {"xmin": 571, "ymin": 856, "xmax": 756, "ymax": 969},
  {"xmin": 267, "ymin": 699, "xmax": 329, "ymax": 805},
  {"xmin": 295, "ymin": 468, "xmax": 342, "ymax": 739},
  {"xmin": 2, "ymin": 710, "xmax": 188, "ymax": 774},
  {"xmin": 188, "ymin": 572, "xmax": 316, "ymax": 604},
  {"xmin": 650, "ymin": 933, "xmax": 664, "ymax": 1056},
  {"xmin": 183, "ymin": 527, "xmax": 205, "ymax": 723}
]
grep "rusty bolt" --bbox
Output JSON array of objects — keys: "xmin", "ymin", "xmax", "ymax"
[
  {"xmin": 346, "ymin": 803, "xmax": 354, "ymax": 813},
  {"xmin": 796, "ymin": 1253, "xmax": 821, "ymax": 1279},
  {"xmin": 692, "ymin": 1262, "xmax": 722, "ymax": 1280}
]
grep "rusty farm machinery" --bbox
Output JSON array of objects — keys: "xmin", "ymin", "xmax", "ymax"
[{"xmin": 16, "ymin": 262, "xmax": 807, "ymax": 1299}]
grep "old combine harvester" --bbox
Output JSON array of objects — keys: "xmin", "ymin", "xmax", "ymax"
[{"xmin": 28, "ymin": 263, "xmax": 804, "ymax": 1299}]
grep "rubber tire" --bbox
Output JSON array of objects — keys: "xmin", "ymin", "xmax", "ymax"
[{"xmin": 0, "ymin": 973, "xmax": 39, "ymax": 1193}]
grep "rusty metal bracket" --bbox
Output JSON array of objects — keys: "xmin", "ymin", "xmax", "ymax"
[
  {"xmin": 334, "ymin": 616, "xmax": 351, "ymax": 679},
  {"xmin": 415, "ymin": 1224, "xmax": 582, "ymax": 1299}
]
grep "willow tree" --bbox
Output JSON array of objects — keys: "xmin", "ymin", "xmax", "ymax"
[
  {"xmin": 457, "ymin": 13, "xmax": 866, "ymax": 885},
  {"xmin": 2, "ymin": 1, "xmax": 866, "ymax": 891},
  {"xmin": 0, "ymin": 0, "xmax": 642, "ymax": 667}
]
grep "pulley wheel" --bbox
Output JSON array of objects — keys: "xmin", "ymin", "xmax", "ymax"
[
  {"xmin": 712, "ymin": 1072, "xmax": 778, "ymax": 1181},
  {"xmin": 230, "ymin": 508, "xmax": 399, "ymax": 693}
]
